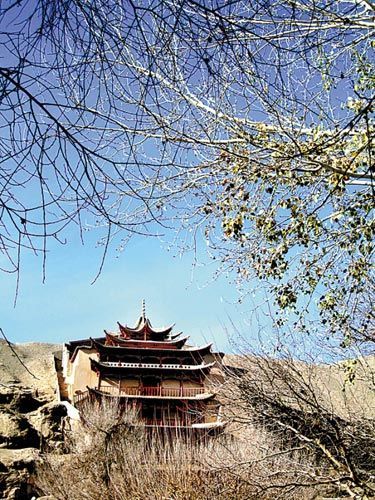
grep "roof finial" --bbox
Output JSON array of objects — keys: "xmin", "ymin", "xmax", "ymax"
[{"xmin": 142, "ymin": 299, "xmax": 146, "ymax": 319}]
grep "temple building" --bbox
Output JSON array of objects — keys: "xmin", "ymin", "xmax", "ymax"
[{"xmin": 61, "ymin": 304, "xmax": 225, "ymax": 433}]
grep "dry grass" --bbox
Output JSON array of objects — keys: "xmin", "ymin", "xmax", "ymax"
[{"xmin": 36, "ymin": 401, "xmax": 318, "ymax": 500}]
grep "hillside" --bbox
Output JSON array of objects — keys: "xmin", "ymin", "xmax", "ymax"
[
  {"xmin": 221, "ymin": 353, "xmax": 375, "ymax": 421},
  {"xmin": 0, "ymin": 340, "xmax": 60, "ymax": 397},
  {"xmin": 0, "ymin": 342, "xmax": 374, "ymax": 499}
]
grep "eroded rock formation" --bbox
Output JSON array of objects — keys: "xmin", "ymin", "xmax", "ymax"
[{"xmin": 0, "ymin": 341, "xmax": 63, "ymax": 500}]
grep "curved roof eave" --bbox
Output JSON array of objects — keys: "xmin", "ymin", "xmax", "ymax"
[
  {"xmin": 183, "ymin": 342, "xmax": 213, "ymax": 353},
  {"xmin": 90, "ymin": 338, "xmax": 214, "ymax": 355},
  {"xmin": 118, "ymin": 318, "xmax": 175, "ymax": 336},
  {"xmin": 104, "ymin": 332, "xmax": 188, "ymax": 347},
  {"xmin": 70, "ymin": 340, "xmax": 102, "ymax": 362},
  {"xmin": 90, "ymin": 359, "xmax": 216, "ymax": 372}
]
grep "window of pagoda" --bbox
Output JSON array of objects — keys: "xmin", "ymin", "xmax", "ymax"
[
  {"xmin": 141, "ymin": 356, "xmax": 161, "ymax": 365},
  {"xmin": 141, "ymin": 375, "xmax": 161, "ymax": 389},
  {"xmin": 162, "ymin": 357, "xmax": 181, "ymax": 366},
  {"xmin": 159, "ymin": 356, "xmax": 194, "ymax": 366},
  {"xmin": 120, "ymin": 378, "xmax": 140, "ymax": 390},
  {"xmin": 118, "ymin": 355, "xmax": 140, "ymax": 364}
]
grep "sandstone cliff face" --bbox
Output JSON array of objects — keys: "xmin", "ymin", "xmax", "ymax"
[
  {"xmin": 0, "ymin": 447, "xmax": 40, "ymax": 500},
  {"xmin": 0, "ymin": 341, "xmax": 64, "ymax": 500}
]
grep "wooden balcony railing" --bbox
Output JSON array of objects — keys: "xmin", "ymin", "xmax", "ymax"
[
  {"xmin": 72, "ymin": 390, "xmax": 224, "ymax": 429},
  {"xmin": 73, "ymin": 390, "xmax": 89, "ymax": 404},
  {"xmin": 97, "ymin": 385, "xmax": 207, "ymax": 398},
  {"xmin": 144, "ymin": 418, "xmax": 195, "ymax": 427}
]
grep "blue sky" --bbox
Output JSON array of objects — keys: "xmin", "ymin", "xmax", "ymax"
[{"xmin": 0, "ymin": 226, "xmax": 259, "ymax": 352}]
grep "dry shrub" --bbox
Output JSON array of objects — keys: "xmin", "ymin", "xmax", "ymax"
[
  {"xmin": 221, "ymin": 354, "xmax": 375, "ymax": 499},
  {"xmin": 36, "ymin": 400, "xmax": 317, "ymax": 500}
]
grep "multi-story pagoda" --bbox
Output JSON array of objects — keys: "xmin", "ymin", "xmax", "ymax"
[{"xmin": 62, "ymin": 304, "xmax": 225, "ymax": 433}]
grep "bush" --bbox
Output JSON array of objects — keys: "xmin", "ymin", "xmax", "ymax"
[{"xmin": 36, "ymin": 399, "xmax": 317, "ymax": 499}]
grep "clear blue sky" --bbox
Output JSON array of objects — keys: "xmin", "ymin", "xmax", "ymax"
[{"xmin": 0, "ymin": 227, "xmax": 264, "ymax": 352}]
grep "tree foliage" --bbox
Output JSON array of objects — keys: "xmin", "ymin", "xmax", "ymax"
[{"xmin": 0, "ymin": 0, "xmax": 373, "ymax": 342}]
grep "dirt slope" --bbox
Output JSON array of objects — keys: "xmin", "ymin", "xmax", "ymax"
[{"xmin": 0, "ymin": 340, "xmax": 60, "ymax": 398}]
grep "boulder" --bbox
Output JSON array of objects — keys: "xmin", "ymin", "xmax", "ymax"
[
  {"xmin": 0, "ymin": 386, "xmax": 47, "ymax": 413},
  {"xmin": 0, "ymin": 388, "xmax": 67, "ymax": 498},
  {"xmin": 0, "ymin": 448, "xmax": 41, "ymax": 500},
  {"xmin": 28, "ymin": 403, "xmax": 67, "ymax": 451},
  {"xmin": 0, "ymin": 410, "xmax": 39, "ymax": 449},
  {"xmin": 0, "ymin": 343, "xmax": 63, "ymax": 498}
]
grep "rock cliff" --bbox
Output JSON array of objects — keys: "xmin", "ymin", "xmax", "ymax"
[{"xmin": 0, "ymin": 340, "xmax": 64, "ymax": 500}]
